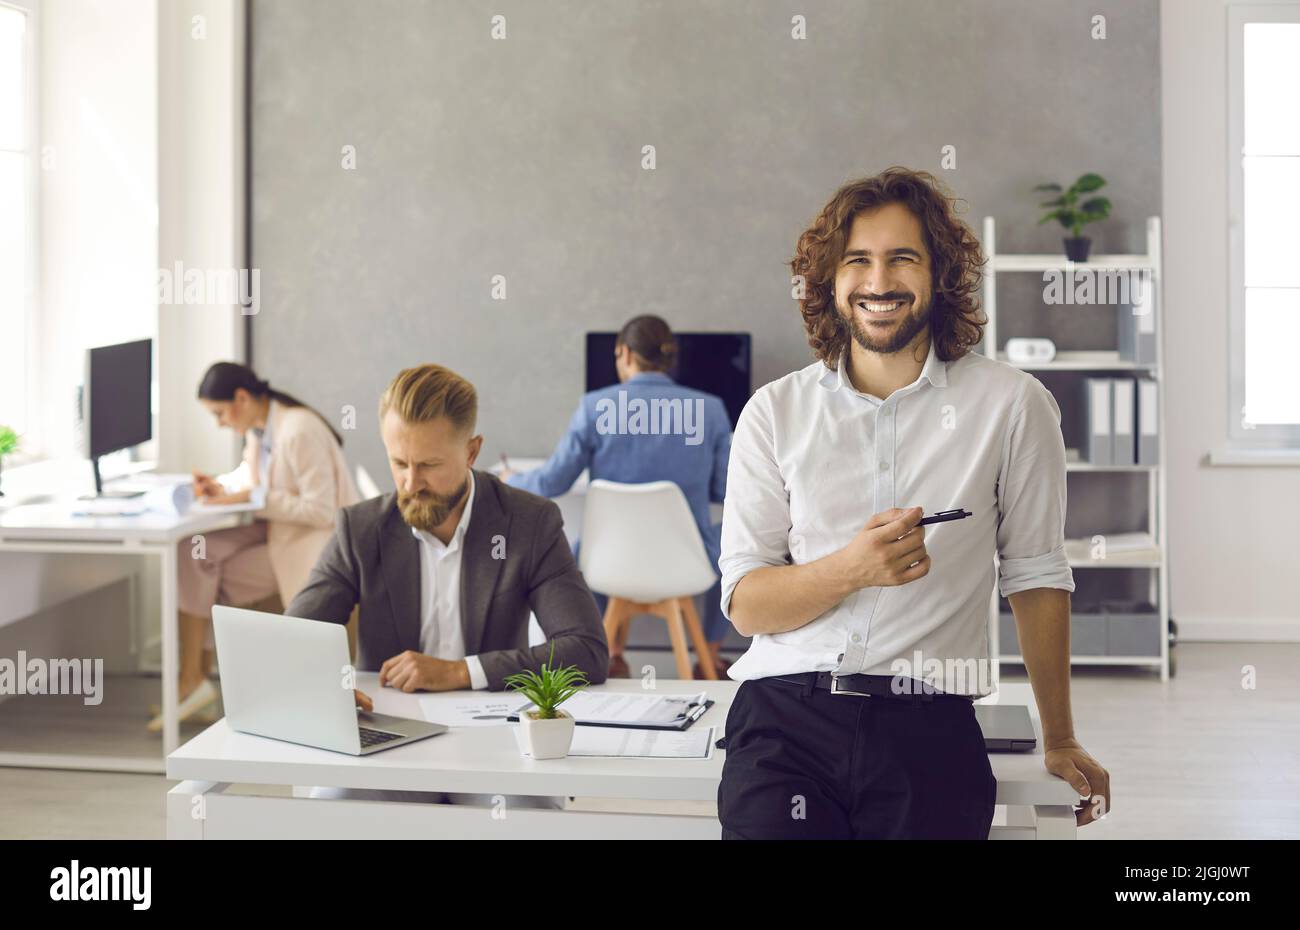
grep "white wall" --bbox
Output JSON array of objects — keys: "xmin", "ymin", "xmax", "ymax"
[{"xmin": 1161, "ymin": 0, "xmax": 1300, "ymax": 640}]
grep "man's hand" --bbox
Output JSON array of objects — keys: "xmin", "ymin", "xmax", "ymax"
[
  {"xmin": 378, "ymin": 651, "xmax": 471, "ymax": 693},
  {"xmin": 835, "ymin": 506, "xmax": 930, "ymax": 589},
  {"xmin": 1044, "ymin": 737, "xmax": 1111, "ymax": 826},
  {"xmin": 353, "ymin": 689, "xmax": 373, "ymax": 712}
]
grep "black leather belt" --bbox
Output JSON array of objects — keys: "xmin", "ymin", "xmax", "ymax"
[{"xmin": 773, "ymin": 672, "xmax": 974, "ymax": 702}]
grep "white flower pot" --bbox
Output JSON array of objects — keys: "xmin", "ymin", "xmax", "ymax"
[{"xmin": 517, "ymin": 709, "xmax": 575, "ymax": 759}]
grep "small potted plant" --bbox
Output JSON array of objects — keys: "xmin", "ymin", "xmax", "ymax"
[
  {"xmin": 504, "ymin": 643, "xmax": 588, "ymax": 760},
  {"xmin": 1033, "ymin": 173, "xmax": 1112, "ymax": 262},
  {"xmin": 0, "ymin": 426, "xmax": 19, "ymax": 497}
]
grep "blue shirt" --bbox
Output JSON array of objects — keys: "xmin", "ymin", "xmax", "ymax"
[{"xmin": 506, "ymin": 373, "xmax": 732, "ymax": 565}]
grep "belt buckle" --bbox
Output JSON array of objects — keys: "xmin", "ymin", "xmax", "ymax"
[{"xmin": 829, "ymin": 675, "xmax": 873, "ymax": 698}]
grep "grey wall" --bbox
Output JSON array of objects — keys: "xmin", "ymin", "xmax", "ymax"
[{"xmin": 250, "ymin": 0, "xmax": 1161, "ymax": 486}]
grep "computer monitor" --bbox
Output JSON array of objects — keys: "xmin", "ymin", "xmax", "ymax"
[
  {"xmin": 85, "ymin": 338, "xmax": 153, "ymax": 497},
  {"xmin": 585, "ymin": 331, "xmax": 752, "ymax": 429}
]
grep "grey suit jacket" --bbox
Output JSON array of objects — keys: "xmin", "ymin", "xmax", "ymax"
[{"xmin": 286, "ymin": 469, "xmax": 608, "ymax": 690}]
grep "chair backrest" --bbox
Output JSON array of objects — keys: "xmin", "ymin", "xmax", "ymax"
[
  {"xmin": 355, "ymin": 464, "xmax": 382, "ymax": 500},
  {"xmin": 579, "ymin": 479, "xmax": 717, "ymax": 602}
]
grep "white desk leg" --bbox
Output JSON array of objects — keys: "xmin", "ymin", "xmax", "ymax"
[
  {"xmin": 167, "ymin": 780, "xmax": 228, "ymax": 839},
  {"xmin": 1033, "ymin": 805, "xmax": 1077, "ymax": 839},
  {"xmin": 160, "ymin": 543, "xmax": 179, "ymax": 756}
]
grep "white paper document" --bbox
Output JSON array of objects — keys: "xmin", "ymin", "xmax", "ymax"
[
  {"xmin": 417, "ymin": 693, "xmax": 518, "ymax": 727},
  {"xmin": 512, "ymin": 690, "xmax": 710, "ymax": 727},
  {"xmin": 515, "ymin": 726, "xmax": 715, "ymax": 759}
]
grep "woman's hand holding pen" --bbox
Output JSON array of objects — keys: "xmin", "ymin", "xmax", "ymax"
[{"xmin": 191, "ymin": 470, "xmax": 222, "ymax": 499}]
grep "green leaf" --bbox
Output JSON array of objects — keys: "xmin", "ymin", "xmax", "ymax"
[
  {"xmin": 1080, "ymin": 196, "xmax": 1111, "ymax": 214},
  {"xmin": 1073, "ymin": 173, "xmax": 1106, "ymax": 193},
  {"xmin": 1032, "ymin": 183, "xmax": 1063, "ymax": 192},
  {"xmin": 1038, "ymin": 197, "xmax": 1066, "ymax": 209}
]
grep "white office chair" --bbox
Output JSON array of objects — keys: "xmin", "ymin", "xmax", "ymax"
[
  {"xmin": 355, "ymin": 464, "xmax": 382, "ymax": 500},
  {"xmin": 579, "ymin": 479, "xmax": 719, "ymax": 680}
]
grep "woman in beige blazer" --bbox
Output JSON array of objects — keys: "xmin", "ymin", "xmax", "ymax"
[{"xmin": 147, "ymin": 362, "xmax": 359, "ymax": 730}]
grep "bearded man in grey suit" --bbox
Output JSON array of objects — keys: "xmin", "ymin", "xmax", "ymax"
[{"xmin": 288, "ymin": 363, "xmax": 609, "ymax": 709}]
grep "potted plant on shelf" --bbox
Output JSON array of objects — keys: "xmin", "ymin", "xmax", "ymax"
[
  {"xmin": 0, "ymin": 426, "xmax": 19, "ymax": 497},
  {"xmin": 1033, "ymin": 173, "xmax": 1112, "ymax": 262},
  {"xmin": 504, "ymin": 643, "xmax": 589, "ymax": 760}
]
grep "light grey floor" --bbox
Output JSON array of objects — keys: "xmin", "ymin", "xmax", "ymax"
[{"xmin": 0, "ymin": 642, "xmax": 1296, "ymax": 839}]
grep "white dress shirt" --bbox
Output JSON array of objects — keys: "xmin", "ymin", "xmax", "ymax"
[
  {"xmin": 412, "ymin": 471, "xmax": 488, "ymax": 690},
  {"xmin": 720, "ymin": 341, "xmax": 1075, "ymax": 696}
]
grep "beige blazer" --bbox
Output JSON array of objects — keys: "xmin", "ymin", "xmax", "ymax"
[{"xmin": 236, "ymin": 400, "xmax": 360, "ymax": 606}]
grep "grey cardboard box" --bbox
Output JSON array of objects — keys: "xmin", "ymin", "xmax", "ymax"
[
  {"xmin": 998, "ymin": 612, "xmax": 1019, "ymax": 655},
  {"xmin": 1071, "ymin": 614, "xmax": 1108, "ymax": 655},
  {"xmin": 1106, "ymin": 612, "xmax": 1162, "ymax": 656}
]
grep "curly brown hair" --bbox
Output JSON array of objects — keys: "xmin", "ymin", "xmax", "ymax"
[{"xmin": 790, "ymin": 167, "xmax": 987, "ymax": 367}]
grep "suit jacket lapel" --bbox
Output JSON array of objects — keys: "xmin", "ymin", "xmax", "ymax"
[
  {"xmin": 378, "ymin": 497, "xmax": 423, "ymax": 652},
  {"xmin": 460, "ymin": 470, "xmax": 508, "ymax": 657}
]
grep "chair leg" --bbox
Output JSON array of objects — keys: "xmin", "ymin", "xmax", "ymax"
[
  {"xmin": 655, "ymin": 599, "xmax": 695, "ymax": 680},
  {"xmin": 602, "ymin": 598, "xmax": 630, "ymax": 656},
  {"xmin": 680, "ymin": 597, "xmax": 717, "ymax": 680}
]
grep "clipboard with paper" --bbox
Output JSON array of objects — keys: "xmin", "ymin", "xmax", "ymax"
[{"xmin": 506, "ymin": 690, "xmax": 714, "ymax": 731}]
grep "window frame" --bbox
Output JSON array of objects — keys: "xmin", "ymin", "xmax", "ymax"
[
  {"xmin": 0, "ymin": 0, "xmax": 39, "ymax": 462},
  {"xmin": 1226, "ymin": 2, "xmax": 1300, "ymax": 451}
]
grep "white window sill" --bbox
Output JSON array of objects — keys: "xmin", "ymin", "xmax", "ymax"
[{"xmin": 1207, "ymin": 448, "xmax": 1300, "ymax": 467}]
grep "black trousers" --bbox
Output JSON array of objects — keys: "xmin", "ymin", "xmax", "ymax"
[{"xmin": 718, "ymin": 676, "xmax": 997, "ymax": 839}]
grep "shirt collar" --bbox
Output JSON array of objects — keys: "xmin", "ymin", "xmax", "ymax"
[
  {"xmin": 627, "ymin": 371, "xmax": 674, "ymax": 385},
  {"xmin": 817, "ymin": 338, "xmax": 948, "ymax": 395},
  {"xmin": 411, "ymin": 470, "xmax": 476, "ymax": 555}
]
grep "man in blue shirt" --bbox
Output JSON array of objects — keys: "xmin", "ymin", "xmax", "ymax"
[{"xmin": 502, "ymin": 316, "xmax": 734, "ymax": 679}]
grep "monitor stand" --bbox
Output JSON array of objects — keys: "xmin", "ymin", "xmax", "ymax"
[{"xmin": 83, "ymin": 456, "xmax": 146, "ymax": 500}]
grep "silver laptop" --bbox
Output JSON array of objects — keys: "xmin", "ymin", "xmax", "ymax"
[
  {"xmin": 974, "ymin": 704, "xmax": 1037, "ymax": 752},
  {"xmin": 212, "ymin": 606, "xmax": 447, "ymax": 755}
]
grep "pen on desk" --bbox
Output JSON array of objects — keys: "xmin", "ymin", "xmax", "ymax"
[{"xmin": 917, "ymin": 508, "xmax": 972, "ymax": 526}]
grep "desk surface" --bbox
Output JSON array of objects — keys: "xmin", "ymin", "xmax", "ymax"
[
  {"xmin": 0, "ymin": 503, "xmax": 237, "ymax": 544},
  {"xmin": 168, "ymin": 676, "xmax": 1077, "ymax": 805}
]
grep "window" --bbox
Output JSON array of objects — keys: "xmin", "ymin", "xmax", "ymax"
[
  {"xmin": 0, "ymin": 0, "xmax": 35, "ymax": 451},
  {"xmin": 1228, "ymin": 4, "xmax": 1300, "ymax": 449}
]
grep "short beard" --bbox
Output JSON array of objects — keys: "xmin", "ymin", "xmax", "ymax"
[
  {"xmin": 398, "ymin": 477, "xmax": 470, "ymax": 533},
  {"xmin": 839, "ymin": 292, "xmax": 932, "ymax": 355}
]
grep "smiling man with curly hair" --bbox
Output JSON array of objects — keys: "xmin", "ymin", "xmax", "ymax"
[{"xmin": 716, "ymin": 167, "xmax": 1111, "ymax": 840}]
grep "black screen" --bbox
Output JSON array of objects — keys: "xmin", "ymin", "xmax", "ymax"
[
  {"xmin": 88, "ymin": 339, "xmax": 153, "ymax": 458},
  {"xmin": 585, "ymin": 332, "xmax": 752, "ymax": 428}
]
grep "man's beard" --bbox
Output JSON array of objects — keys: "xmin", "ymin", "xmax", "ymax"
[
  {"xmin": 839, "ymin": 290, "xmax": 932, "ymax": 355},
  {"xmin": 398, "ymin": 477, "xmax": 470, "ymax": 533}
]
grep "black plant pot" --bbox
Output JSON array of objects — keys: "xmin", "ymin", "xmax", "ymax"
[{"xmin": 1063, "ymin": 237, "xmax": 1092, "ymax": 262}]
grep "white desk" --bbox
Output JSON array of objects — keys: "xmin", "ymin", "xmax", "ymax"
[
  {"xmin": 166, "ymin": 676, "xmax": 1078, "ymax": 839},
  {"xmin": 0, "ymin": 499, "xmax": 239, "ymax": 771}
]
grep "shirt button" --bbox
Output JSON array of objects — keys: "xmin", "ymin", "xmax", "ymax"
[
  {"xmin": 851, "ymin": 634, "xmax": 862, "ymax": 644},
  {"xmin": 879, "ymin": 461, "xmax": 890, "ymax": 472}
]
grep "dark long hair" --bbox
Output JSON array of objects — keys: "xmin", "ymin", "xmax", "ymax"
[
  {"xmin": 790, "ymin": 166, "xmax": 987, "ymax": 367},
  {"xmin": 616, "ymin": 315, "xmax": 678, "ymax": 373},
  {"xmin": 197, "ymin": 362, "xmax": 343, "ymax": 446}
]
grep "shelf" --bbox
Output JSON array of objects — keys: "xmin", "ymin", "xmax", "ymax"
[
  {"xmin": 989, "ymin": 254, "xmax": 1155, "ymax": 272},
  {"xmin": 1065, "ymin": 462, "xmax": 1157, "ymax": 472},
  {"xmin": 997, "ymin": 350, "xmax": 1156, "ymax": 371},
  {"xmin": 983, "ymin": 216, "xmax": 1168, "ymax": 680},
  {"xmin": 1064, "ymin": 539, "xmax": 1161, "ymax": 567},
  {"xmin": 998, "ymin": 655, "xmax": 1163, "ymax": 666}
]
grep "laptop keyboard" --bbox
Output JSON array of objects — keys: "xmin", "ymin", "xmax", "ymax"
[{"xmin": 359, "ymin": 726, "xmax": 403, "ymax": 748}]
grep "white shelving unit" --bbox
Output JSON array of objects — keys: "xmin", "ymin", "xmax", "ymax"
[{"xmin": 983, "ymin": 216, "xmax": 1171, "ymax": 682}]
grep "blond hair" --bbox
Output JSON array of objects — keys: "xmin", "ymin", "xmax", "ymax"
[{"xmin": 378, "ymin": 364, "xmax": 478, "ymax": 433}]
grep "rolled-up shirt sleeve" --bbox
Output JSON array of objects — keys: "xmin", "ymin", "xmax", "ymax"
[
  {"xmin": 995, "ymin": 375, "xmax": 1076, "ymax": 597},
  {"xmin": 719, "ymin": 392, "xmax": 792, "ymax": 621}
]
